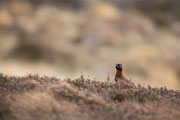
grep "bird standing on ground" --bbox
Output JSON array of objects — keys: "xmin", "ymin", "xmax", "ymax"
[{"xmin": 115, "ymin": 64, "xmax": 128, "ymax": 82}]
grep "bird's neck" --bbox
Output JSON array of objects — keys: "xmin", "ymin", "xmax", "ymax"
[{"xmin": 115, "ymin": 70, "xmax": 123, "ymax": 78}]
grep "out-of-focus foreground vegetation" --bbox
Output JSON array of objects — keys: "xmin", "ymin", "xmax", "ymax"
[
  {"xmin": 0, "ymin": 74, "xmax": 180, "ymax": 120},
  {"xmin": 0, "ymin": 0, "xmax": 180, "ymax": 89}
]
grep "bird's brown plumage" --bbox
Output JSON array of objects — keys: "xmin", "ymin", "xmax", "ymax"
[{"xmin": 115, "ymin": 64, "xmax": 128, "ymax": 82}]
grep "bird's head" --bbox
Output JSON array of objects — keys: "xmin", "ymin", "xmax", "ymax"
[{"xmin": 116, "ymin": 64, "xmax": 122, "ymax": 71}]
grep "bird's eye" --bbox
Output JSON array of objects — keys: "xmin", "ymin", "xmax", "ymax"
[{"xmin": 116, "ymin": 64, "xmax": 120, "ymax": 69}]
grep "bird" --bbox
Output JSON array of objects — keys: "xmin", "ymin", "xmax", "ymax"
[{"xmin": 115, "ymin": 64, "xmax": 129, "ymax": 82}]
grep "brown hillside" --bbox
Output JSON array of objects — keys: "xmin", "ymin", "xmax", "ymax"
[{"xmin": 0, "ymin": 73, "xmax": 180, "ymax": 120}]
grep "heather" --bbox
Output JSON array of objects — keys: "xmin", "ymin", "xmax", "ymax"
[{"xmin": 0, "ymin": 73, "xmax": 179, "ymax": 120}]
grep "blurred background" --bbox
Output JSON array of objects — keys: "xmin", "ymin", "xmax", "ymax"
[{"xmin": 0, "ymin": 0, "xmax": 180, "ymax": 89}]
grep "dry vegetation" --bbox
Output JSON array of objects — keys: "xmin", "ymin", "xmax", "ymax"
[{"xmin": 0, "ymin": 73, "xmax": 180, "ymax": 120}]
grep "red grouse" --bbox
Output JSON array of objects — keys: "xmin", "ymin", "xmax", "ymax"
[{"xmin": 115, "ymin": 64, "xmax": 129, "ymax": 82}]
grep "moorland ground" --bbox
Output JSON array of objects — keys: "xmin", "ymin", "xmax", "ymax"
[{"xmin": 0, "ymin": 73, "xmax": 180, "ymax": 120}]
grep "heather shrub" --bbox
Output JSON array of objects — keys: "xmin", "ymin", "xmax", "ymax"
[{"xmin": 0, "ymin": 74, "xmax": 180, "ymax": 120}]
